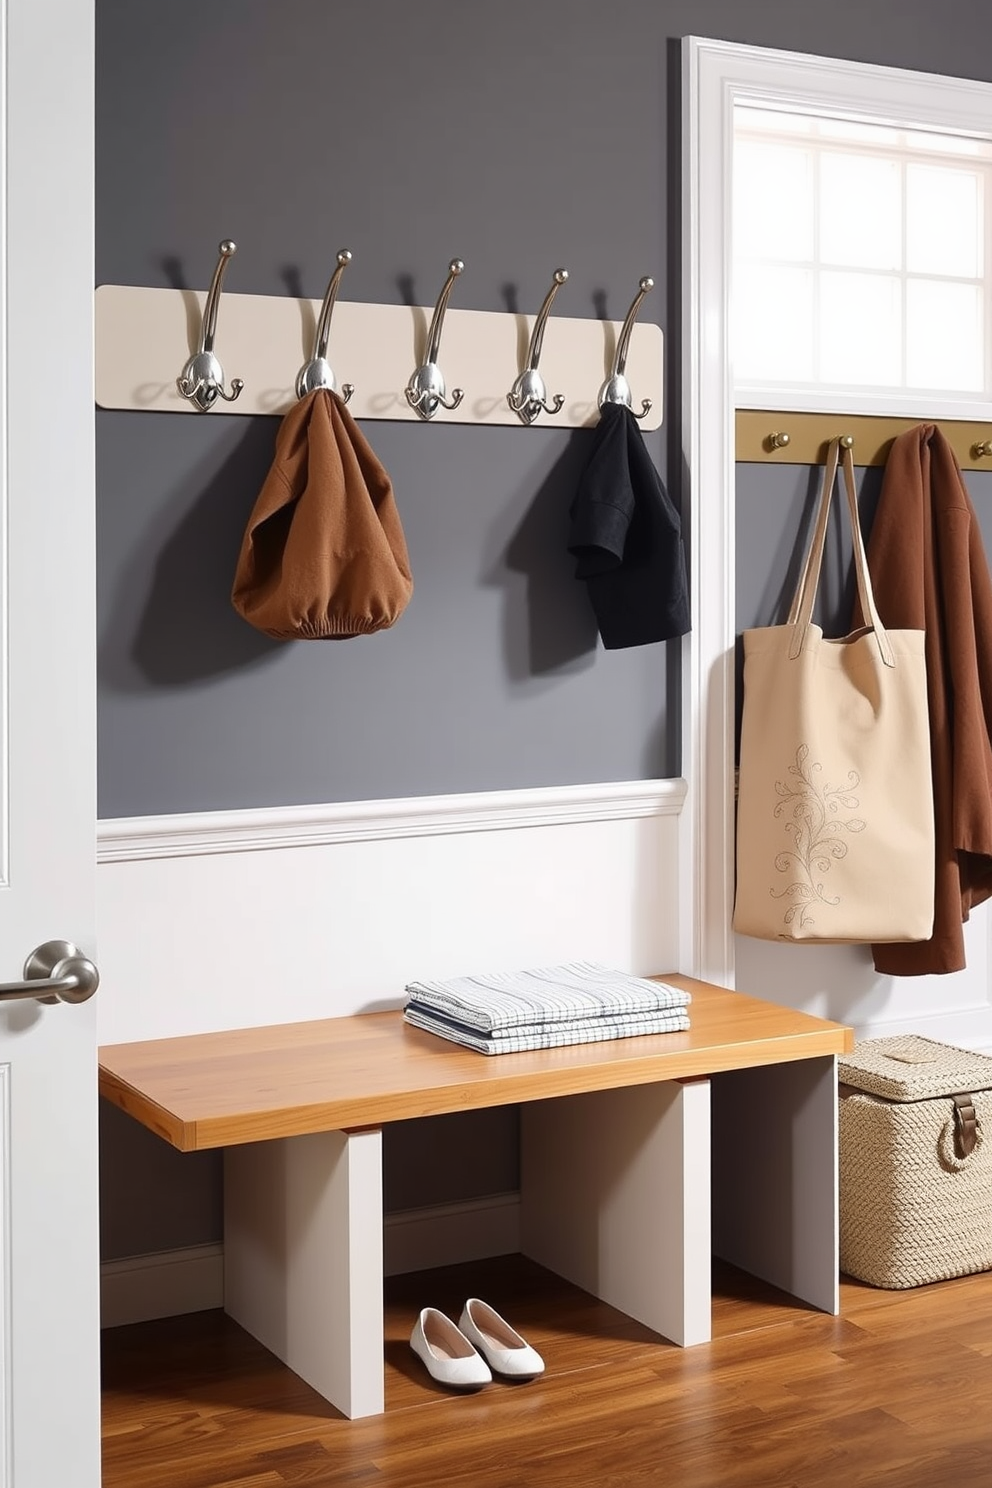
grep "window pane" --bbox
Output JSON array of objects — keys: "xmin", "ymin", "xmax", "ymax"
[
  {"xmin": 819, "ymin": 272, "xmax": 902, "ymax": 385},
  {"xmin": 733, "ymin": 264, "xmax": 814, "ymax": 381},
  {"xmin": 736, "ymin": 105, "xmax": 816, "ymax": 136},
  {"xmin": 820, "ymin": 153, "xmax": 902, "ymax": 269},
  {"xmin": 817, "ymin": 118, "xmax": 900, "ymax": 147},
  {"xmin": 733, "ymin": 102, "xmax": 992, "ymax": 400},
  {"xmin": 906, "ymin": 279, "xmax": 984, "ymax": 390},
  {"xmin": 734, "ymin": 140, "xmax": 814, "ymax": 262},
  {"xmin": 906, "ymin": 164, "xmax": 982, "ymax": 277},
  {"xmin": 904, "ymin": 129, "xmax": 992, "ymax": 159}
]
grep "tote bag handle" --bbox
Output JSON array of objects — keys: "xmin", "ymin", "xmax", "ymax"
[{"xmin": 786, "ymin": 437, "xmax": 894, "ymax": 666}]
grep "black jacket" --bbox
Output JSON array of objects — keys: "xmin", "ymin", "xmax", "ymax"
[{"xmin": 568, "ymin": 404, "xmax": 690, "ymax": 649}]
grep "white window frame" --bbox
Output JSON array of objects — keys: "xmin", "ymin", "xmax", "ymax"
[
  {"xmin": 732, "ymin": 105, "xmax": 992, "ymax": 414},
  {"xmin": 680, "ymin": 38, "xmax": 992, "ymax": 987}
]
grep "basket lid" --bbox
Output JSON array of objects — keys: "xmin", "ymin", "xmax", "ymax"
[{"xmin": 839, "ymin": 1035, "xmax": 992, "ymax": 1101}]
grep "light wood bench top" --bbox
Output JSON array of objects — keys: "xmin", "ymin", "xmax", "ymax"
[{"xmin": 98, "ymin": 976, "xmax": 853, "ymax": 1153}]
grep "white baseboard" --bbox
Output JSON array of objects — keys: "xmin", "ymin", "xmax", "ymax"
[
  {"xmin": 853, "ymin": 1007, "xmax": 992, "ymax": 1054},
  {"xmin": 100, "ymin": 1193, "xmax": 523, "ymax": 1329},
  {"xmin": 383, "ymin": 1191, "xmax": 521, "ymax": 1278},
  {"xmin": 100, "ymin": 1242, "xmax": 225, "ymax": 1329}
]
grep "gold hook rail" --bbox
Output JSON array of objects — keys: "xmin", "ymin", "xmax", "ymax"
[{"xmin": 737, "ymin": 411, "xmax": 992, "ymax": 469}]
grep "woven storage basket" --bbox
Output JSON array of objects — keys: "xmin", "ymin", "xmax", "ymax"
[{"xmin": 839, "ymin": 1035, "xmax": 992, "ymax": 1289}]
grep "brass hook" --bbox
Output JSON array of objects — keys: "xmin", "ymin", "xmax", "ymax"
[
  {"xmin": 177, "ymin": 240, "xmax": 244, "ymax": 411},
  {"xmin": 765, "ymin": 431, "xmax": 791, "ymax": 451}
]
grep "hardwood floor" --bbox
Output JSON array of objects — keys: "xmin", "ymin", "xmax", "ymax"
[{"xmin": 101, "ymin": 1254, "xmax": 992, "ymax": 1488}]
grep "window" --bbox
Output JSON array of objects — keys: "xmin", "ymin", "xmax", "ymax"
[{"xmin": 733, "ymin": 105, "xmax": 992, "ymax": 408}]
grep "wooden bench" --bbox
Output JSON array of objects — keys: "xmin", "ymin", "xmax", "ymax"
[{"xmin": 99, "ymin": 975, "xmax": 853, "ymax": 1419}]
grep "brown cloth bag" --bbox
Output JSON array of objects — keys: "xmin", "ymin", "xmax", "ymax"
[
  {"xmin": 851, "ymin": 424, "xmax": 992, "ymax": 975},
  {"xmin": 231, "ymin": 389, "xmax": 412, "ymax": 639}
]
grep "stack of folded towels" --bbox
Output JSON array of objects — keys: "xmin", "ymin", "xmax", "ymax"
[{"xmin": 403, "ymin": 961, "xmax": 691, "ymax": 1055}]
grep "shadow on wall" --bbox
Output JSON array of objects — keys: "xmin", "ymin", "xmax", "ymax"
[
  {"xmin": 99, "ymin": 1099, "xmax": 222, "ymax": 1262},
  {"xmin": 639, "ymin": 696, "xmax": 673, "ymax": 780},
  {"xmin": 485, "ymin": 427, "xmax": 601, "ymax": 679},
  {"xmin": 735, "ymin": 933, "xmax": 896, "ymax": 1029},
  {"xmin": 101, "ymin": 418, "xmax": 284, "ymax": 689}
]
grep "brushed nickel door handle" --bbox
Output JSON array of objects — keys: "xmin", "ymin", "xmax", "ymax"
[{"xmin": 0, "ymin": 940, "xmax": 100, "ymax": 1005}]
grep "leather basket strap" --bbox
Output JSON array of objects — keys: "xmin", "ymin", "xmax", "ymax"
[{"xmin": 953, "ymin": 1092, "xmax": 979, "ymax": 1158}]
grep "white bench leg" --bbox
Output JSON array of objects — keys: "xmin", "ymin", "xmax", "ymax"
[
  {"xmin": 224, "ymin": 1128, "xmax": 384, "ymax": 1419},
  {"xmin": 520, "ymin": 1078, "xmax": 712, "ymax": 1347},
  {"xmin": 711, "ymin": 1054, "xmax": 839, "ymax": 1315}
]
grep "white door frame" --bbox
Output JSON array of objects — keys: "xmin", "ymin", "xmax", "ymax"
[
  {"xmin": 679, "ymin": 36, "xmax": 992, "ymax": 993},
  {"xmin": 2, "ymin": 0, "xmax": 99, "ymax": 1482}
]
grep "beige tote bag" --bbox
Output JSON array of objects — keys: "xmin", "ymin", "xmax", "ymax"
[{"xmin": 733, "ymin": 438, "xmax": 935, "ymax": 944}]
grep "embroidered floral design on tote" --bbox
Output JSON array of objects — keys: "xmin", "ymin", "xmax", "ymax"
[{"xmin": 770, "ymin": 745, "xmax": 866, "ymax": 929}]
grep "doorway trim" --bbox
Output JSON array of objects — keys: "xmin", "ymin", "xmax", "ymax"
[{"xmin": 680, "ymin": 36, "xmax": 992, "ymax": 989}]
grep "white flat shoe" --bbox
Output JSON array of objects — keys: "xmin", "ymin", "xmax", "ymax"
[
  {"xmin": 458, "ymin": 1298, "xmax": 545, "ymax": 1380},
  {"xmin": 410, "ymin": 1307, "xmax": 491, "ymax": 1390}
]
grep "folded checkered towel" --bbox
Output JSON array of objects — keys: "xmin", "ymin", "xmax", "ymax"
[
  {"xmin": 403, "ymin": 961, "xmax": 691, "ymax": 1035},
  {"xmin": 404, "ymin": 1002, "xmax": 691, "ymax": 1055}
]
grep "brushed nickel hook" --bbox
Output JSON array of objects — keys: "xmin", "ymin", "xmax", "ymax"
[
  {"xmin": 177, "ymin": 239, "xmax": 244, "ymax": 411},
  {"xmin": 598, "ymin": 275, "xmax": 654, "ymax": 420},
  {"xmin": 507, "ymin": 268, "xmax": 568, "ymax": 425},
  {"xmin": 406, "ymin": 259, "xmax": 465, "ymax": 420},
  {"xmin": 296, "ymin": 249, "xmax": 355, "ymax": 402}
]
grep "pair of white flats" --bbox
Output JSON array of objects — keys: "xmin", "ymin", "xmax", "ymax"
[{"xmin": 410, "ymin": 1298, "xmax": 544, "ymax": 1390}]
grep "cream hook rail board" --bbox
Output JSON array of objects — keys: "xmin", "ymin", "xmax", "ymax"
[{"xmin": 94, "ymin": 285, "xmax": 664, "ymax": 429}]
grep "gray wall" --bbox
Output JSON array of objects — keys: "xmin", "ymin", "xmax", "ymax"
[
  {"xmin": 736, "ymin": 465, "xmax": 992, "ymax": 685},
  {"xmin": 96, "ymin": 0, "xmax": 992, "ymax": 1264},
  {"xmin": 98, "ymin": 0, "xmax": 992, "ymax": 820},
  {"xmin": 95, "ymin": 1, "xmax": 686, "ymax": 820}
]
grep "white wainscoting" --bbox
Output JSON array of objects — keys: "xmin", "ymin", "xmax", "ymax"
[
  {"xmin": 96, "ymin": 779, "xmax": 685, "ymax": 1326},
  {"xmin": 734, "ymin": 911, "xmax": 992, "ymax": 1053},
  {"xmin": 95, "ymin": 778, "xmax": 688, "ymax": 1045}
]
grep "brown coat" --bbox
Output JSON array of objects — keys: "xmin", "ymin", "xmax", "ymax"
[
  {"xmin": 232, "ymin": 389, "xmax": 412, "ymax": 639},
  {"xmin": 857, "ymin": 424, "xmax": 992, "ymax": 974}
]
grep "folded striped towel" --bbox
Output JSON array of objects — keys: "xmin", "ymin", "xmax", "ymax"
[
  {"xmin": 403, "ymin": 961, "xmax": 691, "ymax": 1035},
  {"xmin": 404, "ymin": 1003, "xmax": 691, "ymax": 1055}
]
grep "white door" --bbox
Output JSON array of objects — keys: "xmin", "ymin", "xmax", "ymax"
[{"xmin": 0, "ymin": 0, "xmax": 101, "ymax": 1484}]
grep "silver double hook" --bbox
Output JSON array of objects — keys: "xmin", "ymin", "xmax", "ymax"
[
  {"xmin": 296, "ymin": 249, "xmax": 355, "ymax": 402},
  {"xmin": 406, "ymin": 259, "xmax": 465, "ymax": 420},
  {"xmin": 177, "ymin": 240, "xmax": 244, "ymax": 412},
  {"xmin": 598, "ymin": 276, "xmax": 654, "ymax": 420},
  {"xmin": 507, "ymin": 268, "xmax": 568, "ymax": 425}
]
